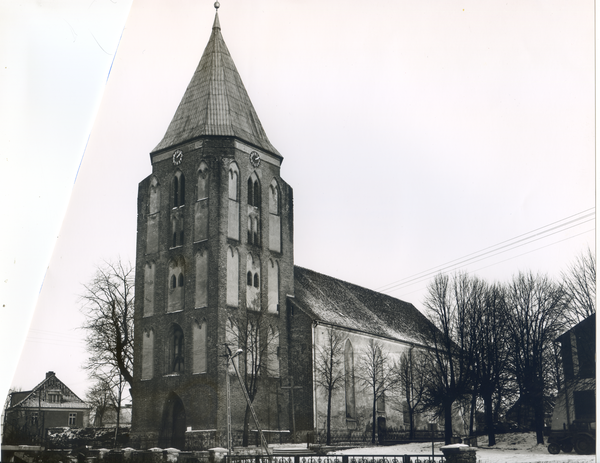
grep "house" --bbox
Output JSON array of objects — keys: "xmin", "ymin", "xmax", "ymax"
[
  {"xmin": 2, "ymin": 371, "xmax": 90, "ymax": 446},
  {"xmin": 130, "ymin": 5, "xmax": 447, "ymax": 450}
]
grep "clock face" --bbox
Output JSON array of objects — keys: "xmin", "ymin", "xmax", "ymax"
[
  {"xmin": 173, "ymin": 149, "xmax": 183, "ymax": 166},
  {"xmin": 249, "ymin": 151, "xmax": 261, "ymax": 168}
]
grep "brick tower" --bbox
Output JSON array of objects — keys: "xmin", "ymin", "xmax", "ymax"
[{"xmin": 131, "ymin": 7, "xmax": 294, "ymax": 449}]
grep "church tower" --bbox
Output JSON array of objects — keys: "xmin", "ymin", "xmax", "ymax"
[{"xmin": 131, "ymin": 7, "xmax": 294, "ymax": 449}]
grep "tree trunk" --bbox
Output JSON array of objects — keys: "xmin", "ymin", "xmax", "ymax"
[
  {"xmin": 534, "ymin": 394, "xmax": 545, "ymax": 445},
  {"xmin": 326, "ymin": 388, "xmax": 333, "ymax": 445},
  {"xmin": 444, "ymin": 399, "xmax": 454, "ymax": 445},
  {"xmin": 409, "ymin": 407, "xmax": 415, "ymax": 440},
  {"xmin": 483, "ymin": 390, "xmax": 496, "ymax": 446},
  {"xmin": 372, "ymin": 397, "xmax": 377, "ymax": 444}
]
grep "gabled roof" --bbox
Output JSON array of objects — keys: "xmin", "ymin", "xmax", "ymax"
[
  {"xmin": 152, "ymin": 12, "xmax": 280, "ymax": 157},
  {"xmin": 10, "ymin": 373, "xmax": 88, "ymax": 410},
  {"xmin": 292, "ymin": 266, "xmax": 436, "ymax": 346}
]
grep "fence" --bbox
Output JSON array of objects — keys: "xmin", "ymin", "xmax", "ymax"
[
  {"xmin": 228, "ymin": 455, "xmax": 446, "ymax": 463},
  {"xmin": 312, "ymin": 429, "xmax": 446, "ymax": 446}
]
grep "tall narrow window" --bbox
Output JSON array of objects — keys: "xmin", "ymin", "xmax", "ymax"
[
  {"xmin": 267, "ymin": 260, "xmax": 279, "ymax": 313},
  {"xmin": 173, "ymin": 173, "xmax": 186, "ymax": 208},
  {"xmin": 247, "ymin": 174, "xmax": 260, "ymax": 246},
  {"xmin": 195, "ymin": 250, "xmax": 208, "ymax": 308},
  {"xmin": 168, "ymin": 258, "xmax": 185, "ymax": 312},
  {"xmin": 269, "ymin": 180, "xmax": 281, "ymax": 252},
  {"xmin": 267, "ymin": 325, "xmax": 280, "ymax": 377},
  {"xmin": 68, "ymin": 413, "xmax": 77, "ymax": 426},
  {"xmin": 344, "ymin": 340, "xmax": 356, "ymax": 419},
  {"xmin": 144, "ymin": 263, "xmax": 155, "ymax": 317},
  {"xmin": 195, "ymin": 162, "xmax": 209, "ymax": 242},
  {"xmin": 228, "ymin": 164, "xmax": 240, "ymax": 240},
  {"xmin": 193, "ymin": 320, "xmax": 207, "ymax": 374},
  {"xmin": 173, "ymin": 176, "xmax": 179, "ymax": 207},
  {"xmin": 246, "ymin": 254, "xmax": 260, "ymax": 310},
  {"xmin": 226, "ymin": 247, "xmax": 239, "ymax": 307},
  {"xmin": 142, "ymin": 329, "xmax": 154, "ymax": 380},
  {"xmin": 147, "ymin": 177, "xmax": 160, "ymax": 254},
  {"xmin": 172, "ymin": 325, "xmax": 184, "ymax": 373}
]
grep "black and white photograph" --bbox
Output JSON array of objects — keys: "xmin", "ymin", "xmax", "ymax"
[{"xmin": 1, "ymin": 1, "xmax": 595, "ymax": 461}]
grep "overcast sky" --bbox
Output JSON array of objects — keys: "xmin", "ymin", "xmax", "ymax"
[{"xmin": 1, "ymin": 0, "xmax": 595, "ymax": 404}]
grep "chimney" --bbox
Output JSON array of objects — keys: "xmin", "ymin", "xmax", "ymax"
[{"xmin": 46, "ymin": 371, "xmax": 55, "ymax": 379}]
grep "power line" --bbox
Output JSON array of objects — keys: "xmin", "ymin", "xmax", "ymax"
[
  {"xmin": 376, "ymin": 208, "xmax": 595, "ymax": 293},
  {"xmin": 392, "ymin": 227, "xmax": 594, "ymax": 300}
]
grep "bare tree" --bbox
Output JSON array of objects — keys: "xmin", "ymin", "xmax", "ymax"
[
  {"xmin": 86, "ymin": 379, "xmax": 114, "ymax": 427},
  {"xmin": 314, "ymin": 327, "xmax": 345, "ymax": 445},
  {"xmin": 357, "ymin": 339, "xmax": 393, "ymax": 444},
  {"xmin": 562, "ymin": 247, "xmax": 595, "ymax": 324},
  {"xmin": 421, "ymin": 272, "xmax": 481, "ymax": 444},
  {"xmin": 391, "ymin": 348, "xmax": 428, "ymax": 440},
  {"xmin": 80, "ymin": 259, "xmax": 134, "ymax": 394},
  {"xmin": 472, "ymin": 283, "xmax": 510, "ymax": 446},
  {"xmin": 505, "ymin": 272, "xmax": 567, "ymax": 445},
  {"xmin": 226, "ymin": 306, "xmax": 279, "ymax": 447}
]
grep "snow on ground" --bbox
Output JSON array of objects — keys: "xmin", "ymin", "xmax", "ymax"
[{"xmin": 321, "ymin": 433, "xmax": 596, "ymax": 463}]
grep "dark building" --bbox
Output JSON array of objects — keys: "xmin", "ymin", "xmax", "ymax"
[
  {"xmin": 130, "ymin": 7, "xmax": 443, "ymax": 450},
  {"xmin": 3, "ymin": 371, "xmax": 89, "ymax": 446}
]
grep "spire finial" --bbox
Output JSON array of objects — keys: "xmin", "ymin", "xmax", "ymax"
[{"xmin": 214, "ymin": 1, "xmax": 220, "ymax": 10}]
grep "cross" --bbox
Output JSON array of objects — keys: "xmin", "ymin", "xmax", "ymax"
[{"xmin": 281, "ymin": 376, "xmax": 302, "ymax": 442}]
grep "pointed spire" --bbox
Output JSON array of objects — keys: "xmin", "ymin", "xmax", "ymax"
[
  {"xmin": 213, "ymin": 2, "xmax": 221, "ymax": 29},
  {"xmin": 152, "ymin": 4, "xmax": 280, "ymax": 156}
]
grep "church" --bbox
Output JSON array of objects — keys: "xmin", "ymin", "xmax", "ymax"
[{"xmin": 130, "ymin": 6, "xmax": 442, "ymax": 450}]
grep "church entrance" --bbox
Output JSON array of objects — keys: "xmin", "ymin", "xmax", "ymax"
[{"xmin": 158, "ymin": 392, "xmax": 186, "ymax": 450}]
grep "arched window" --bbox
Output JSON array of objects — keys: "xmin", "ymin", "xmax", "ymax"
[
  {"xmin": 226, "ymin": 247, "xmax": 239, "ymax": 307},
  {"xmin": 267, "ymin": 325, "xmax": 280, "ymax": 377},
  {"xmin": 254, "ymin": 181, "xmax": 260, "ymax": 208},
  {"xmin": 172, "ymin": 325, "xmax": 184, "ymax": 373},
  {"xmin": 267, "ymin": 260, "xmax": 279, "ymax": 313},
  {"xmin": 247, "ymin": 178, "xmax": 254, "ymax": 206},
  {"xmin": 269, "ymin": 179, "xmax": 281, "ymax": 252},
  {"xmin": 173, "ymin": 176, "xmax": 179, "ymax": 207},
  {"xmin": 193, "ymin": 320, "xmax": 207, "ymax": 374},
  {"xmin": 246, "ymin": 254, "xmax": 260, "ymax": 310},
  {"xmin": 173, "ymin": 173, "xmax": 185, "ymax": 208},
  {"xmin": 149, "ymin": 176, "xmax": 160, "ymax": 214},
  {"xmin": 228, "ymin": 164, "xmax": 240, "ymax": 240},
  {"xmin": 197, "ymin": 162, "xmax": 209, "ymax": 200},
  {"xmin": 144, "ymin": 262, "xmax": 155, "ymax": 317},
  {"xmin": 142, "ymin": 328, "xmax": 154, "ymax": 380},
  {"xmin": 195, "ymin": 163, "xmax": 209, "ymax": 242},
  {"xmin": 269, "ymin": 181, "xmax": 280, "ymax": 215},
  {"xmin": 344, "ymin": 340, "xmax": 356, "ymax": 419},
  {"xmin": 229, "ymin": 167, "xmax": 239, "ymax": 200},
  {"xmin": 168, "ymin": 257, "xmax": 185, "ymax": 312}
]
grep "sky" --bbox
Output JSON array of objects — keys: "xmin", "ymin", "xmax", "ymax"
[{"xmin": 1, "ymin": 0, "xmax": 595, "ymax": 408}]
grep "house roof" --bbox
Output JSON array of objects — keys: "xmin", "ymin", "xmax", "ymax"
[
  {"xmin": 10, "ymin": 372, "xmax": 89, "ymax": 410},
  {"xmin": 152, "ymin": 12, "xmax": 280, "ymax": 157},
  {"xmin": 292, "ymin": 266, "xmax": 436, "ymax": 346}
]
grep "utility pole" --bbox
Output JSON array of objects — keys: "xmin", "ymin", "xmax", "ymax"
[{"xmin": 281, "ymin": 376, "xmax": 302, "ymax": 442}]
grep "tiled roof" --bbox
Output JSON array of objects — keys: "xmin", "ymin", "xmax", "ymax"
[
  {"xmin": 10, "ymin": 373, "xmax": 88, "ymax": 410},
  {"xmin": 293, "ymin": 266, "xmax": 435, "ymax": 346},
  {"xmin": 152, "ymin": 13, "xmax": 280, "ymax": 156}
]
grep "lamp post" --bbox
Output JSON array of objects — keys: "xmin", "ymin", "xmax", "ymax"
[
  {"xmin": 226, "ymin": 346, "xmax": 243, "ymax": 455},
  {"xmin": 224, "ymin": 345, "xmax": 271, "ymax": 458}
]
